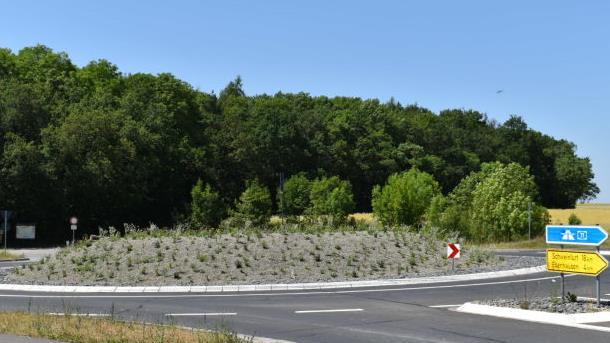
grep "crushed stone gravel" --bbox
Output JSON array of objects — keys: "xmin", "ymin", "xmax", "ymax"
[{"xmin": 2, "ymin": 231, "xmax": 543, "ymax": 286}]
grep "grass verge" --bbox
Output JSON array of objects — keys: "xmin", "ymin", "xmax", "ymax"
[
  {"xmin": 0, "ymin": 250, "xmax": 24, "ymax": 260},
  {"xmin": 0, "ymin": 312, "xmax": 246, "ymax": 343},
  {"xmin": 473, "ymin": 235, "xmax": 610, "ymax": 250}
]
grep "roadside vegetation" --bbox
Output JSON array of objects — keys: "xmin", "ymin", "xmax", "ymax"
[
  {"xmin": 8, "ymin": 224, "xmax": 528, "ymax": 286},
  {"xmin": 0, "ymin": 250, "xmax": 23, "ymax": 261},
  {"xmin": 6, "ymin": 161, "xmax": 552, "ymax": 285},
  {"xmin": 0, "ymin": 312, "xmax": 245, "ymax": 343},
  {"xmin": 0, "ymin": 45, "xmax": 598, "ymax": 243}
]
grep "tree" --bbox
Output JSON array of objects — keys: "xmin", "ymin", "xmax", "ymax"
[
  {"xmin": 190, "ymin": 180, "xmax": 225, "ymax": 228},
  {"xmin": 233, "ymin": 180, "xmax": 272, "ymax": 226},
  {"xmin": 0, "ymin": 44, "xmax": 599, "ymax": 241},
  {"xmin": 308, "ymin": 176, "xmax": 355, "ymax": 223},
  {"xmin": 278, "ymin": 173, "xmax": 311, "ymax": 216},
  {"xmin": 372, "ymin": 169, "xmax": 441, "ymax": 226},
  {"xmin": 467, "ymin": 163, "xmax": 548, "ymax": 241}
]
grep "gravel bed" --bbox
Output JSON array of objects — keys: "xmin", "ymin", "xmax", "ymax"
[
  {"xmin": 2, "ymin": 231, "xmax": 543, "ymax": 286},
  {"xmin": 477, "ymin": 297, "xmax": 610, "ymax": 314}
]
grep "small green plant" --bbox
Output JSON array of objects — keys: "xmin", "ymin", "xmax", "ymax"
[
  {"xmin": 568, "ymin": 213, "xmax": 582, "ymax": 225},
  {"xmin": 565, "ymin": 292, "xmax": 578, "ymax": 303},
  {"xmin": 519, "ymin": 300, "xmax": 530, "ymax": 310}
]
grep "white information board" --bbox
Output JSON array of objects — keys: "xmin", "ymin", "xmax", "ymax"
[{"xmin": 16, "ymin": 225, "xmax": 36, "ymax": 239}]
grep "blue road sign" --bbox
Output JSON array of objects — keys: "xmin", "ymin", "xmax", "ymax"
[{"xmin": 546, "ymin": 225, "xmax": 608, "ymax": 246}]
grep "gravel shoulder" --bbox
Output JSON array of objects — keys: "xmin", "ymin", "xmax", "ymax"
[
  {"xmin": 477, "ymin": 297, "xmax": 610, "ymax": 314},
  {"xmin": 3, "ymin": 231, "xmax": 543, "ymax": 286}
]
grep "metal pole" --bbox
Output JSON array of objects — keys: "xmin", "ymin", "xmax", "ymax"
[
  {"xmin": 72, "ymin": 229, "xmax": 75, "ymax": 246},
  {"xmin": 452, "ymin": 258, "xmax": 455, "ymax": 273},
  {"xmin": 560, "ymin": 244, "xmax": 565, "ymax": 302},
  {"xmin": 527, "ymin": 201, "xmax": 532, "ymax": 240},
  {"xmin": 597, "ymin": 246, "xmax": 601, "ymax": 307},
  {"xmin": 3, "ymin": 210, "xmax": 7, "ymax": 254}
]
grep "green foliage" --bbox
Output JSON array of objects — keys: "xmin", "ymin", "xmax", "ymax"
[
  {"xmin": 565, "ymin": 291, "xmax": 578, "ymax": 303},
  {"xmin": 190, "ymin": 180, "xmax": 226, "ymax": 228},
  {"xmin": 308, "ymin": 176, "xmax": 355, "ymax": 223},
  {"xmin": 233, "ymin": 180, "xmax": 272, "ymax": 226},
  {"xmin": 0, "ymin": 45, "xmax": 598, "ymax": 242},
  {"xmin": 568, "ymin": 213, "xmax": 582, "ymax": 225},
  {"xmin": 441, "ymin": 162, "xmax": 550, "ymax": 242},
  {"xmin": 278, "ymin": 173, "xmax": 311, "ymax": 216},
  {"xmin": 372, "ymin": 169, "xmax": 441, "ymax": 226}
]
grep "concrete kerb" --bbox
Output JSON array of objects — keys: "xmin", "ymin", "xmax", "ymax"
[
  {"xmin": 0, "ymin": 265, "xmax": 546, "ymax": 293},
  {"xmin": 456, "ymin": 302, "xmax": 610, "ymax": 332}
]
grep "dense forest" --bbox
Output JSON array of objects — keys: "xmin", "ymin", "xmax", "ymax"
[{"xmin": 0, "ymin": 46, "xmax": 598, "ymax": 241}]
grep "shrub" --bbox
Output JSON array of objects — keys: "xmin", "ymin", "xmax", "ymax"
[
  {"xmin": 278, "ymin": 173, "xmax": 311, "ymax": 216},
  {"xmin": 233, "ymin": 180, "xmax": 272, "ymax": 226},
  {"xmin": 568, "ymin": 213, "xmax": 582, "ymax": 225},
  {"xmin": 308, "ymin": 176, "xmax": 355, "ymax": 223},
  {"xmin": 372, "ymin": 169, "xmax": 441, "ymax": 226},
  {"xmin": 468, "ymin": 163, "xmax": 549, "ymax": 241},
  {"xmin": 190, "ymin": 180, "xmax": 226, "ymax": 228}
]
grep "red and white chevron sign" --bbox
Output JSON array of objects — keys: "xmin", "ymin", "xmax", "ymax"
[{"xmin": 447, "ymin": 243, "xmax": 460, "ymax": 259}]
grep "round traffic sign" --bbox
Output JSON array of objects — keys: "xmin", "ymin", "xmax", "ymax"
[{"xmin": 70, "ymin": 217, "xmax": 78, "ymax": 225}]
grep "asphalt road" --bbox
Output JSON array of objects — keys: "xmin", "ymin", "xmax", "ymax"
[{"xmin": 1, "ymin": 250, "xmax": 609, "ymax": 343}]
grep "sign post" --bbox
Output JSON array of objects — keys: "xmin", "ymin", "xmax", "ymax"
[
  {"xmin": 2, "ymin": 210, "xmax": 8, "ymax": 255},
  {"xmin": 447, "ymin": 243, "xmax": 461, "ymax": 272},
  {"xmin": 70, "ymin": 217, "xmax": 78, "ymax": 245},
  {"xmin": 545, "ymin": 225, "xmax": 608, "ymax": 306}
]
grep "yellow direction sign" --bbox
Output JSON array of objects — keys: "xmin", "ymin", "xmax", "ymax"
[{"xmin": 546, "ymin": 249, "xmax": 609, "ymax": 276}]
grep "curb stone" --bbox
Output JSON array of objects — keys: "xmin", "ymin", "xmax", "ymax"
[{"xmin": 0, "ymin": 265, "xmax": 546, "ymax": 293}]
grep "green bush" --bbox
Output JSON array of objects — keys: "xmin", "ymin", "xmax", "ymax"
[
  {"xmin": 429, "ymin": 162, "xmax": 549, "ymax": 242},
  {"xmin": 308, "ymin": 176, "xmax": 355, "ymax": 223},
  {"xmin": 467, "ymin": 162, "xmax": 549, "ymax": 241},
  {"xmin": 190, "ymin": 180, "xmax": 226, "ymax": 228},
  {"xmin": 568, "ymin": 213, "xmax": 582, "ymax": 225},
  {"xmin": 278, "ymin": 173, "xmax": 311, "ymax": 216},
  {"xmin": 372, "ymin": 169, "xmax": 441, "ymax": 226},
  {"xmin": 233, "ymin": 180, "xmax": 272, "ymax": 226}
]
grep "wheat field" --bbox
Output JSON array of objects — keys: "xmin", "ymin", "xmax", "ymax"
[{"xmin": 548, "ymin": 203, "xmax": 610, "ymax": 229}]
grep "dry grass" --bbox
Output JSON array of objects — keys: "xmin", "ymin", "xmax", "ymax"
[
  {"xmin": 474, "ymin": 236, "xmax": 549, "ymax": 250},
  {"xmin": 548, "ymin": 203, "xmax": 610, "ymax": 229},
  {"xmin": 0, "ymin": 250, "xmax": 23, "ymax": 261},
  {"xmin": 0, "ymin": 312, "xmax": 245, "ymax": 343},
  {"xmin": 348, "ymin": 213, "xmax": 376, "ymax": 223}
]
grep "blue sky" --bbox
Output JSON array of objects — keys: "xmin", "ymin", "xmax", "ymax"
[{"xmin": 1, "ymin": 0, "xmax": 609, "ymax": 202}]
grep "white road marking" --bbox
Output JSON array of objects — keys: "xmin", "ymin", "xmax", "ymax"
[
  {"xmin": 47, "ymin": 312, "xmax": 110, "ymax": 317},
  {"xmin": 295, "ymin": 308, "xmax": 363, "ymax": 314},
  {"xmin": 0, "ymin": 275, "xmax": 566, "ymax": 299},
  {"xmin": 429, "ymin": 304, "xmax": 462, "ymax": 308},
  {"xmin": 165, "ymin": 312, "xmax": 237, "ymax": 316}
]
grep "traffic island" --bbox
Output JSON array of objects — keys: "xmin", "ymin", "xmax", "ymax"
[
  {"xmin": 2, "ymin": 229, "xmax": 544, "ymax": 287},
  {"xmin": 456, "ymin": 300, "xmax": 610, "ymax": 332},
  {"xmin": 477, "ymin": 296, "xmax": 610, "ymax": 314}
]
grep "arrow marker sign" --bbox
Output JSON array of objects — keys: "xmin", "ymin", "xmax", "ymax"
[
  {"xmin": 546, "ymin": 225, "xmax": 608, "ymax": 246},
  {"xmin": 546, "ymin": 249, "xmax": 608, "ymax": 276},
  {"xmin": 447, "ymin": 243, "xmax": 460, "ymax": 259}
]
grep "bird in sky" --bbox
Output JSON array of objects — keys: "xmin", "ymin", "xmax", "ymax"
[{"xmin": 496, "ymin": 89, "xmax": 504, "ymax": 94}]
